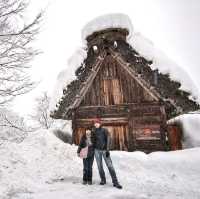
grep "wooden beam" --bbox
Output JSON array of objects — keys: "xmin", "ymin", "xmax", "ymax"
[
  {"xmin": 75, "ymin": 103, "xmax": 162, "ymax": 119},
  {"xmin": 76, "ymin": 117, "xmax": 128, "ymax": 123},
  {"xmin": 78, "ymin": 102, "xmax": 161, "ymax": 109}
]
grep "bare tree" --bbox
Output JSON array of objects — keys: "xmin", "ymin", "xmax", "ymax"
[
  {"xmin": 31, "ymin": 92, "xmax": 55, "ymax": 129},
  {"xmin": 0, "ymin": 0, "xmax": 42, "ymax": 106}
]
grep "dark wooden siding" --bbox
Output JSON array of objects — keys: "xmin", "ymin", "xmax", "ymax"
[
  {"xmin": 73, "ymin": 103, "xmax": 166, "ymax": 152},
  {"xmin": 80, "ymin": 55, "xmax": 155, "ymax": 106}
]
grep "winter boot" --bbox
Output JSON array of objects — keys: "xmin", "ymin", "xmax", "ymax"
[
  {"xmin": 87, "ymin": 181, "xmax": 92, "ymax": 185},
  {"xmin": 82, "ymin": 181, "xmax": 87, "ymax": 185},
  {"xmin": 113, "ymin": 183, "xmax": 122, "ymax": 189},
  {"xmin": 100, "ymin": 180, "xmax": 106, "ymax": 185}
]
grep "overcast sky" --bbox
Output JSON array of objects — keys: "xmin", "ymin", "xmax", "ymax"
[{"xmin": 13, "ymin": 0, "xmax": 200, "ymax": 117}]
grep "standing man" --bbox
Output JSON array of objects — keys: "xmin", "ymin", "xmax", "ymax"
[{"xmin": 93, "ymin": 118, "xmax": 122, "ymax": 189}]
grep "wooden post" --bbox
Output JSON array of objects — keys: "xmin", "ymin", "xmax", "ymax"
[
  {"xmin": 128, "ymin": 113, "xmax": 136, "ymax": 151},
  {"xmin": 160, "ymin": 105, "xmax": 168, "ymax": 150},
  {"xmin": 71, "ymin": 109, "xmax": 76, "ymax": 145}
]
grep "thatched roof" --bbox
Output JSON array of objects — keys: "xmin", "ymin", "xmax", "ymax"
[{"xmin": 50, "ymin": 27, "xmax": 199, "ymax": 120}]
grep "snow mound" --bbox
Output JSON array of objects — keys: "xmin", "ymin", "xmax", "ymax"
[
  {"xmin": 0, "ymin": 130, "xmax": 81, "ymax": 198},
  {"xmin": 168, "ymin": 113, "xmax": 200, "ymax": 148},
  {"xmin": 81, "ymin": 13, "xmax": 133, "ymax": 43}
]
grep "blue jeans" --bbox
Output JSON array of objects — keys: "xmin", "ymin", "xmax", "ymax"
[
  {"xmin": 94, "ymin": 149, "xmax": 118, "ymax": 184},
  {"xmin": 83, "ymin": 155, "xmax": 94, "ymax": 182}
]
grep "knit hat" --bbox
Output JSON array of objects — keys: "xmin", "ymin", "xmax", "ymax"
[{"xmin": 93, "ymin": 118, "xmax": 101, "ymax": 124}]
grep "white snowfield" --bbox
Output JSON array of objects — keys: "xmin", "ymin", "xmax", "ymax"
[
  {"xmin": 50, "ymin": 13, "xmax": 200, "ymax": 112},
  {"xmin": 0, "ymin": 130, "xmax": 200, "ymax": 199}
]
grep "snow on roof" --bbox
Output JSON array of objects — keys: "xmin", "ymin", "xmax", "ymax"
[
  {"xmin": 49, "ymin": 47, "xmax": 87, "ymax": 111},
  {"xmin": 81, "ymin": 13, "xmax": 133, "ymax": 43},
  {"xmin": 128, "ymin": 32, "xmax": 200, "ymax": 102},
  {"xmin": 50, "ymin": 14, "xmax": 200, "ymax": 112},
  {"xmin": 167, "ymin": 113, "xmax": 200, "ymax": 148}
]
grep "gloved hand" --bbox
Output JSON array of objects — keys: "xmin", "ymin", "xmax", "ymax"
[{"xmin": 105, "ymin": 151, "xmax": 110, "ymax": 158}]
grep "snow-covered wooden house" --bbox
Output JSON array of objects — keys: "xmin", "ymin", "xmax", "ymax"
[{"xmin": 50, "ymin": 14, "xmax": 199, "ymax": 153}]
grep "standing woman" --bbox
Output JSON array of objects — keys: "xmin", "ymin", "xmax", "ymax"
[{"xmin": 77, "ymin": 129, "xmax": 95, "ymax": 185}]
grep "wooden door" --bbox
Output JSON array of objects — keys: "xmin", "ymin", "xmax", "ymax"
[
  {"xmin": 74, "ymin": 127, "xmax": 86, "ymax": 145},
  {"xmin": 103, "ymin": 125, "xmax": 129, "ymax": 151},
  {"xmin": 74, "ymin": 125, "xmax": 129, "ymax": 151}
]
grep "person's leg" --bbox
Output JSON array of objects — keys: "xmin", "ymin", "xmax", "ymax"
[
  {"xmin": 87, "ymin": 155, "xmax": 94, "ymax": 184},
  {"xmin": 85, "ymin": 158, "xmax": 91, "ymax": 182},
  {"xmin": 83, "ymin": 159, "xmax": 88, "ymax": 184},
  {"xmin": 102, "ymin": 151, "xmax": 118, "ymax": 185},
  {"xmin": 94, "ymin": 149, "xmax": 106, "ymax": 184}
]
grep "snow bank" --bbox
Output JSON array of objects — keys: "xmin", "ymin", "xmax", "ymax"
[
  {"xmin": 81, "ymin": 13, "xmax": 133, "ymax": 43},
  {"xmin": 168, "ymin": 113, "xmax": 200, "ymax": 148},
  {"xmin": 0, "ymin": 129, "xmax": 200, "ymax": 198},
  {"xmin": 0, "ymin": 130, "xmax": 82, "ymax": 198}
]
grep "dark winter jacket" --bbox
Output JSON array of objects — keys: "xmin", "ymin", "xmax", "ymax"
[
  {"xmin": 77, "ymin": 134, "xmax": 95, "ymax": 158},
  {"xmin": 93, "ymin": 127, "xmax": 110, "ymax": 151}
]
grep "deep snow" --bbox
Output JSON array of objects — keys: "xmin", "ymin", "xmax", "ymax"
[{"xmin": 1, "ymin": 130, "xmax": 200, "ymax": 199}]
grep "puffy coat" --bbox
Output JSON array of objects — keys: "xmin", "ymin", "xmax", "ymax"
[
  {"xmin": 93, "ymin": 127, "xmax": 110, "ymax": 151},
  {"xmin": 77, "ymin": 134, "xmax": 95, "ymax": 158}
]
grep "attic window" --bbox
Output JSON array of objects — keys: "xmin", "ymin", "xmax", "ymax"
[
  {"xmin": 93, "ymin": 45, "xmax": 98, "ymax": 53},
  {"xmin": 113, "ymin": 41, "xmax": 117, "ymax": 48}
]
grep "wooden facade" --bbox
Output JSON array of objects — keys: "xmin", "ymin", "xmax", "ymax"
[
  {"xmin": 51, "ymin": 27, "xmax": 199, "ymax": 153},
  {"xmin": 72, "ymin": 54, "xmax": 167, "ymax": 152}
]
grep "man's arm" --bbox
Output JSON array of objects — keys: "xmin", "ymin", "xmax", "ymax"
[{"xmin": 105, "ymin": 128, "xmax": 110, "ymax": 151}]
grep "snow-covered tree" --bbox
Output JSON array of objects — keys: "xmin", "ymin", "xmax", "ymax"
[
  {"xmin": 31, "ymin": 92, "xmax": 55, "ymax": 129},
  {"xmin": 0, "ymin": 107, "xmax": 29, "ymax": 143},
  {"xmin": 0, "ymin": 0, "xmax": 42, "ymax": 106}
]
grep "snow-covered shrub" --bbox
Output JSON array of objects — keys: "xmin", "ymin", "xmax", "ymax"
[{"xmin": 0, "ymin": 108, "xmax": 29, "ymax": 143}]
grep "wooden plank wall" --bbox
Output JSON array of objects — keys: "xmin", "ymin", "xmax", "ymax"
[{"xmin": 80, "ymin": 55, "xmax": 155, "ymax": 106}]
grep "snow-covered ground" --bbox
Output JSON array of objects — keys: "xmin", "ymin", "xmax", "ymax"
[{"xmin": 1, "ymin": 130, "xmax": 200, "ymax": 199}]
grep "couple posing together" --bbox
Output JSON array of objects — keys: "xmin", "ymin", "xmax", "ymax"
[{"xmin": 77, "ymin": 118, "xmax": 122, "ymax": 189}]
